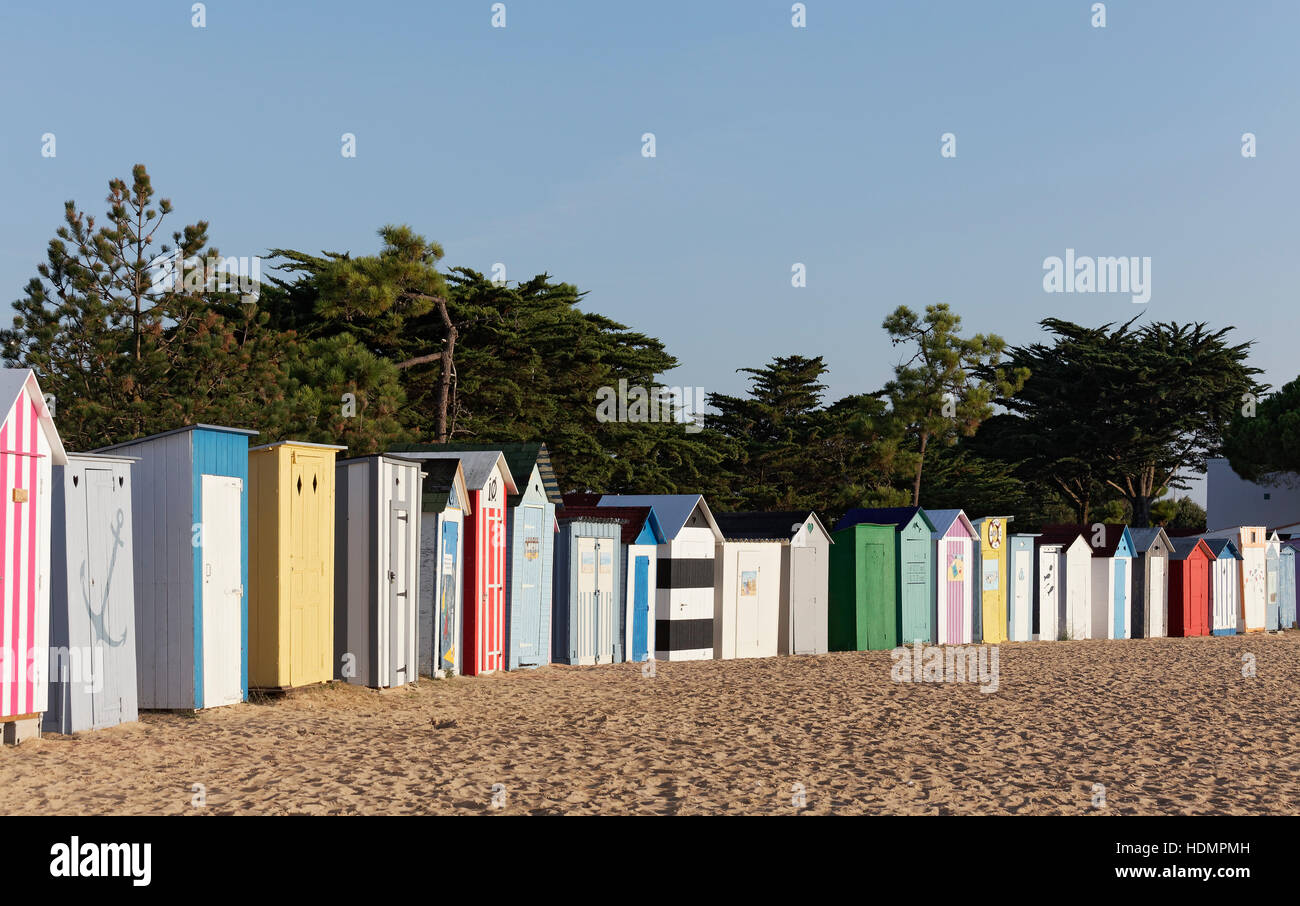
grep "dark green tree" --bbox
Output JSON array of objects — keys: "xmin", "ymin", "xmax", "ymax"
[
  {"xmin": 1222, "ymin": 376, "xmax": 1300, "ymax": 481},
  {"xmin": 991, "ymin": 318, "xmax": 1260, "ymax": 527}
]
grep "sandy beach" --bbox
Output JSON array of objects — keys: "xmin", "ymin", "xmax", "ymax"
[{"xmin": 2, "ymin": 632, "xmax": 1298, "ymax": 815}]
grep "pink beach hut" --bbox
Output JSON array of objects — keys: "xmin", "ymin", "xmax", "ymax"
[{"xmin": 927, "ymin": 509, "xmax": 976, "ymax": 644}]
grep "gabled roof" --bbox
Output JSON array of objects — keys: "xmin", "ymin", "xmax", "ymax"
[
  {"xmin": 0, "ymin": 369, "xmax": 66, "ymax": 465},
  {"xmin": 926, "ymin": 508, "xmax": 975, "ymax": 539},
  {"xmin": 560, "ymin": 505, "xmax": 665, "ymax": 545},
  {"xmin": 416, "ymin": 457, "xmax": 471, "ymax": 515},
  {"xmin": 1041, "ymin": 524, "xmax": 1133, "ymax": 557},
  {"xmin": 1129, "ymin": 527, "xmax": 1172, "ymax": 554},
  {"xmin": 599, "ymin": 494, "xmax": 722, "ymax": 541},
  {"xmin": 1203, "ymin": 537, "xmax": 1241, "ymax": 560},
  {"xmin": 1035, "ymin": 526, "xmax": 1087, "ymax": 547},
  {"xmin": 835, "ymin": 506, "xmax": 933, "ymax": 534},
  {"xmin": 1169, "ymin": 537, "xmax": 1213, "ymax": 560},
  {"xmin": 389, "ymin": 442, "xmax": 559, "ymax": 504},
  {"xmin": 390, "ymin": 449, "xmax": 517, "ymax": 495},
  {"xmin": 714, "ymin": 511, "xmax": 831, "ymax": 543}
]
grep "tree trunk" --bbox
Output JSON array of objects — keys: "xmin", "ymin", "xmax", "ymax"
[
  {"xmin": 435, "ymin": 296, "xmax": 457, "ymax": 443},
  {"xmin": 1130, "ymin": 495, "xmax": 1151, "ymax": 528},
  {"xmin": 911, "ymin": 432, "xmax": 928, "ymax": 506}
]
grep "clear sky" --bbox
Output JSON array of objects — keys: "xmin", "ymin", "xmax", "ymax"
[{"xmin": 2, "ymin": 1, "xmax": 1296, "ymax": 505}]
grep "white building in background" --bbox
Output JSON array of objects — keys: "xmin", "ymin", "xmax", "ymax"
[{"xmin": 1206, "ymin": 457, "xmax": 1300, "ymax": 534}]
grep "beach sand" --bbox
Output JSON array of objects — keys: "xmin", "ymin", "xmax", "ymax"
[{"xmin": 2, "ymin": 632, "xmax": 1298, "ymax": 815}]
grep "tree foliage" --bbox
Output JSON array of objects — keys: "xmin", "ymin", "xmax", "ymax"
[{"xmin": 881, "ymin": 304, "xmax": 1027, "ymax": 505}]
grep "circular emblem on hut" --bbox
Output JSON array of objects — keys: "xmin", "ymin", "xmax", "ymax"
[{"xmin": 988, "ymin": 518, "xmax": 1002, "ymax": 549}]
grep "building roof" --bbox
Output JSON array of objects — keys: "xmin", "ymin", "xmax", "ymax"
[
  {"xmin": 930, "ymin": 504, "xmax": 972, "ymax": 532},
  {"xmin": 0, "ymin": 369, "xmax": 67, "ymax": 465},
  {"xmin": 389, "ymin": 442, "xmax": 560, "ymax": 504},
  {"xmin": 560, "ymin": 505, "xmax": 665, "ymax": 545},
  {"xmin": 1202, "ymin": 537, "xmax": 1241, "ymax": 560},
  {"xmin": 714, "ymin": 511, "xmax": 831, "ymax": 542},
  {"xmin": 92, "ymin": 422, "xmax": 259, "ymax": 454},
  {"xmin": 417, "ymin": 458, "xmax": 469, "ymax": 514},
  {"xmin": 1041, "ymin": 523, "xmax": 1132, "ymax": 557},
  {"xmin": 249, "ymin": 440, "xmax": 347, "ymax": 453},
  {"xmin": 835, "ymin": 506, "xmax": 932, "ymax": 533},
  {"xmin": 1128, "ymin": 527, "xmax": 1172, "ymax": 553},
  {"xmin": 388, "ymin": 449, "xmax": 517, "ymax": 495},
  {"xmin": 599, "ymin": 494, "xmax": 722, "ymax": 541},
  {"xmin": 1169, "ymin": 537, "xmax": 1212, "ymax": 560}
]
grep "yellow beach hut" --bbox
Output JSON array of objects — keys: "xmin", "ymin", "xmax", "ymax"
[
  {"xmin": 972, "ymin": 516, "xmax": 1011, "ymax": 643},
  {"xmin": 248, "ymin": 440, "xmax": 347, "ymax": 689}
]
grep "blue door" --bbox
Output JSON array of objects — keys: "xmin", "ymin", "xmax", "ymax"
[
  {"xmin": 1113, "ymin": 560, "xmax": 1127, "ymax": 638},
  {"xmin": 512, "ymin": 505, "xmax": 546, "ymax": 667},
  {"xmin": 439, "ymin": 521, "xmax": 459, "ymax": 673},
  {"xmin": 632, "ymin": 556, "xmax": 650, "ymax": 661}
]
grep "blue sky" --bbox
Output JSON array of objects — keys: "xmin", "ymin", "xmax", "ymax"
[{"xmin": 2, "ymin": 0, "xmax": 1297, "ymax": 502}]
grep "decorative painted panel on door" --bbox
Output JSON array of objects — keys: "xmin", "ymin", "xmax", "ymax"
[{"xmin": 439, "ymin": 520, "xmax": 459, "ymax": 672}]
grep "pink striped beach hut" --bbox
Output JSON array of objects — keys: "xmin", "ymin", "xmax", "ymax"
[
  {"xmin": 927, "ymin": 509, "xmax": 976, "ymax": 644},
  {"xmin": 0, "ymin": 370, "xmax": 68, "ymax": 743}
]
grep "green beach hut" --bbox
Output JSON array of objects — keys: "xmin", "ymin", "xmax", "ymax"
[
  {"xmin": 837, "ymin": 507, "xmax": 935, "ymax": 644},
  {"xmin": 828, "ymin": 519, "xmax": 898, "ymax": 651}
]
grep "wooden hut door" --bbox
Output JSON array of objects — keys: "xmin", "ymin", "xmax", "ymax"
[
  {"xmin": 289, "ymin": 454, "xmax": 327, "ymax": 686},
  {"xmin": 484, "ymin": 502, "xmax": 505, "ymax": 672},
  {"xmin": 632, "ymin": 555, "xmax": 650, "ymax": 661},
  {"xmin": 736, "ymin": 550, "xmax": 762, "ymax": 658},
  {"xmin": 438, "ymin": 520, "xmax": 459, "ymax": 673},
  {"xmin": 1190, "ymin": 557, "xmax": 1208, "ymax": 636},
  {"xmin": 575, "ymin": 537, "xmax": 597, "ymax": 663},
  {"xmin": 791, "ymin": 545, "xmax": 821, "ymax": 655},
  {"xmin": 900, "ymin": 537, "xmax": 928, "ymax": 645},
  {"xmin": 389, "ymin": 505, "xmax": 411, "ymax": 686},
  {"xmin": 1266, "ymin": 553, "xmax": 1280, "ymax": 630},
  {"xmin": 597, "ymin": 541, "xmax": 615, "ymax": 662},
  {"xmin": 516, "ymin": 506, "xmax": 545, "ymax": 666},
  {"xmin": 1011, "ymin": 548, "xmax": 1032, "ymax": 641},
  {"xmin": 200, "ymin": 475, "xmax": 243, "ymax": 707},
  {"xmin": 1149, "ymin": 557, "xmax": 1166, "ymax": 637},
  {"xmin": 1112, "ymin": 560, "xmax": 1127, "ymax": 639},
  {"xmin": 862, "ymin": 541, "xmax": 888, "ymax": 650},
  {"xmin": 84, "ymin": 468, "xmax": 124, "ymax": 727},
  {"xmin": 1038, "ymin": 549, "xmax": 1059, "ymax": 641}
]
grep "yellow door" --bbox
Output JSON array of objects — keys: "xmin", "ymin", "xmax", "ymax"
[
  {"xmin": 980, "ymin": 519, "xmax": 1007, "ymax": 643},
  {"xmin": 289, "ymin": 452, "xmax": 328, "ymax": 685}
]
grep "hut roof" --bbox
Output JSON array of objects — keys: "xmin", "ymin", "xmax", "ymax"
[
  {"xmin": 389, "ymin": 442, "xmax": 559, "ymax": 504},
  {"xmin": 0, "ymin": 369, "xmax": 67, "ymax": 465},
  {"xmin": 1203, "ymin": 537, "xmax": 1241, "ymax": 560},
  {"xmin": 835, "ymin": 506, "xmax": 932, "ymax": 533},
  {"xmin": 600, "ymin": 494, "xmax": 721, "ymax": 541},
  {"xmin": 714, "ymin": 511, "xmax": 830, "ymax": 542}
]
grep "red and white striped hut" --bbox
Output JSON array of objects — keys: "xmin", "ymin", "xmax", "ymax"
[
  {"xmin": 0, "ymin": 370, "xmax": 67, "ymax": 743},
  {"xmin": 386, "ymin": 449, "xmax": 515, "ymax": 675}
]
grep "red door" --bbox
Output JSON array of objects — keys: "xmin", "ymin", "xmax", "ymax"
[
  {"xmin": 461, "ymin": 485, "xmax": 507, "ymax": 676},
  {"xmin": 1189, "ymin": 555, "xmax": 1209, "ymax": 636}
]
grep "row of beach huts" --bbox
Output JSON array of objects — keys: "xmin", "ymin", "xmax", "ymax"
[{"xmin": 0, "ymin": 367, "xmax": 1295, "ymax": 743}]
